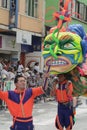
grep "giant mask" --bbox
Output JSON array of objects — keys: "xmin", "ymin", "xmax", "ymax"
[
  {"xmin": 42, "ymin": 0, "xmax": 87, "ymax": 75},
  {"xmin": 42, "ymin": 30, "xmax": 84, "ymax": 74}
]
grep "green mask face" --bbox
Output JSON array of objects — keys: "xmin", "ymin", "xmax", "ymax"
[{"xmin": 42, "ymin": 31, "xmax": 83, "ymax": 74}]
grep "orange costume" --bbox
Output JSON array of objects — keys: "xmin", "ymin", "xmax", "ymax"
[
  {"xmin": 0, "ymin": 87, "xmax": 44, "ymax": 130},
  {"xmin": 56, "ymin": 80, "xmax": 73, "ymax": 103},
  {"xmin": 54, "ymin": 80, "xmax": 75, "ymax": 130}
]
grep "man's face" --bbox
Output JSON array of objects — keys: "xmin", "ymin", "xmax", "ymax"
[
  {"xmin": 42, "ymin": 32, "xmax": 83, "ymax": 74},
  {"xmin": 58, "ymin": 74, "xmax": 66, "ymax": 82},
  {"xmin": 16, "ymin": 77, "xmax": 26, "ymax": 90}
]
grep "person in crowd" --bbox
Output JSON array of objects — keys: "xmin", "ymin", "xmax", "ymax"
[
  {"xmin": 23, "ymin": 68, "xmax": 30, "ymax": 79},
  {"xmin": 1, "ymin": 65, "xmax": 9, "ymax": 80},
  {"xmin": 34, "ymin": 62, "xmax": 39, "ymax": 72},
  {"xmin": 8, "ymin": 67, "xmax": 15, "ymax": 80},
  {"xmin": 28, "ymin": 72, "xmax": 36, "ymax": 88},
  {"xmin": 6, "ymin": 60, "xmax": 11, "ymax": 70},
  {"xmin": 0, "ymin": 58, "xmax": 3, "ymax": 72},
  {"xmin": 0, "ymin": 74, "xmax": 49, "ymax": 130},
  {"xmin": 17, "ymin": 60, "xmax": 24, "ymax": 75},
  {"xmin": 21, "ymin": 67, "xmax": 30, "ymax": 88},
  {"xmin": 51, "ymin": 73, "xmax": 75, "ymax": 130}
]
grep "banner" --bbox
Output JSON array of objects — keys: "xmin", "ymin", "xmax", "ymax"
[
  {"xmin": 9, "ymin": 0, "xmax": 18, "ymax": 28},
  {"xmin": 16, "ymin": 30, "xmax": 32, "ymax": 45}
]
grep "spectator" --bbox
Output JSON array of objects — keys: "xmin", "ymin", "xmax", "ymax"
[
  {"xmin": 0, "ymin": 58, "xmax": 3, "ymax": 72},
  {"xmin": 23, "ymin": 67, "xmax": 30, "ymax": 79},
  {"xmin": 8, "ymin": 67, "xmax": 15, "ymax": 80},
  {"xmin": 1, "ymin": 65, "xmax": 9, "ymax": 80},
  {"xmin": 17, "ymin": 61, "xmax": 24, "ymax": 75},
  {"xmin": 34, "ymin": 62, "xmax": 39, "ymax": 72}
]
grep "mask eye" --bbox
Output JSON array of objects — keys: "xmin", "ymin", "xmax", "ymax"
[
  {"xmin": 45, "ymin": 44, "xmax": 50, "ymax": 49},
  {"xmin": 64, "ymin": 43, "xmax": 74, "ymax": 49}
]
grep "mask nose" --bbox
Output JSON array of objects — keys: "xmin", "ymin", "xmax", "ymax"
[{"xmin": 55, "ymin": 44, "xmax": 62, "ymax": 52}]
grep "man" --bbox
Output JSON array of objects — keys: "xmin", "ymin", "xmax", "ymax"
[
  {"xmin": 1, "ymin": 65, "xmax": 9, "ymax": 80},
  {"xmin": 17, "ymin": 60, "xmax": 24, "ymax": 75},
  {"xmin": 0, "ymin": 74, "xmax": 48, "ymax": 130},
  {"xmin": 0, "ymin": 58, "xmax": 3, "ymax": 73},
  {"xmin": 51, "ymin": 74, "xmax": 75, "ymax": 130}
]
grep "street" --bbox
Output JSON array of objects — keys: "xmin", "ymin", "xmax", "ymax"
[{"xmin": 0, "ymin": 99, "xmax": 87, "ymax": 130}]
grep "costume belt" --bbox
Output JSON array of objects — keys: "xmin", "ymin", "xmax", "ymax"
[
  {"xmin": 13, "ymin": 116, "xmax": 33, "ymax": 122},
  {"xmin": 58, "ymin": 101, "xmax": 69, "ymax": 105}
]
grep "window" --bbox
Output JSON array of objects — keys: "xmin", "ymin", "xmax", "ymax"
[
  {"xmin": 84, "ymin": 5, "xmax": 87, "ymax": 21},
  {"xmin": 75, "ymin": 1, "xmax": 84, "ymax": 19},
  {"xmin": 32, "ymin": 35, "xmax": 41, "ymax": 51},
  {"xmin": 75, "ymin": 0, "xmax": 87, "ymax": 22},
  {"xmin": 59, "ymin": 0, "xmax": 64, "ymax": 11},
  {"xmin": 59, "ymin": 0, "xmax": 73, "ymax": 15},
  {"xmin": 1, "ymin": 0, "xmax": 10, "ymax": 9},
  {"xmin": 25, "ymin": 0, "xmax": 38, "ymax": 18},
  {"xmin": 59, "ymin": 0, "xmax": 87, "ymax": 22}
]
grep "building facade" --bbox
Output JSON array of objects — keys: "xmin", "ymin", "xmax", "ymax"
[
  {"xmin": 45, "ymin": 0, "xmax": 87, "ymax": 33},
  {"xmin": 0, "ymin": 0, "xmax": 45, "ymax": 70}
]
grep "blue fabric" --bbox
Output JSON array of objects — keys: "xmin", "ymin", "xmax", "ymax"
[
  {"xmin": 10, "ymin": 121, "xmax": 34, "ymax": 130},
  {"xmin": 57, "ymin": 103, "xmax": 74, "ymax": 128},
  {"xmin": 8, "ymin": 88, "xmax": 32, "ymax": 104},
  {"xmin": 22, "ymin": 88, "xmax": 32, "ymax": 104},
  {"xmin": 8, "ymin": 91, "xmax": 20, "ymax": 104},
  {"xmin": 58, "ymin": 84, "xmax": 66, "ymax": 90}
]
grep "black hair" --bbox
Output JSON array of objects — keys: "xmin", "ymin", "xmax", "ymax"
[
  {"xmin": 34, "ymin": 62, "xmax": 39, "ymax": 66},
  {"xmin": 64, "ymin": 73, "xmax": 72, "ymax": 80},
  {"xmin": 33, "ymin": 69, "xmax": 38, "ymax": 74},
  {"xmin": 8, "ymin": 67, "xmax": 13, "ymax": 72},
  {"xmin": 14, "ymin": 75, "xmax": 24, "ymax": 83},
  {"xmin": 57, "ymin": 73, "xmax": 72, "ymax": 80}
]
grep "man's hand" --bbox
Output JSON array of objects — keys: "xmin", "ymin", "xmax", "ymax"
[
  {"xmin": 42, "ymin": 72, "xmax": 50, "ymax": 91},
  {"xmin": 44, "ymin": 72, "xmax": 50, "ymax": 78}
]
